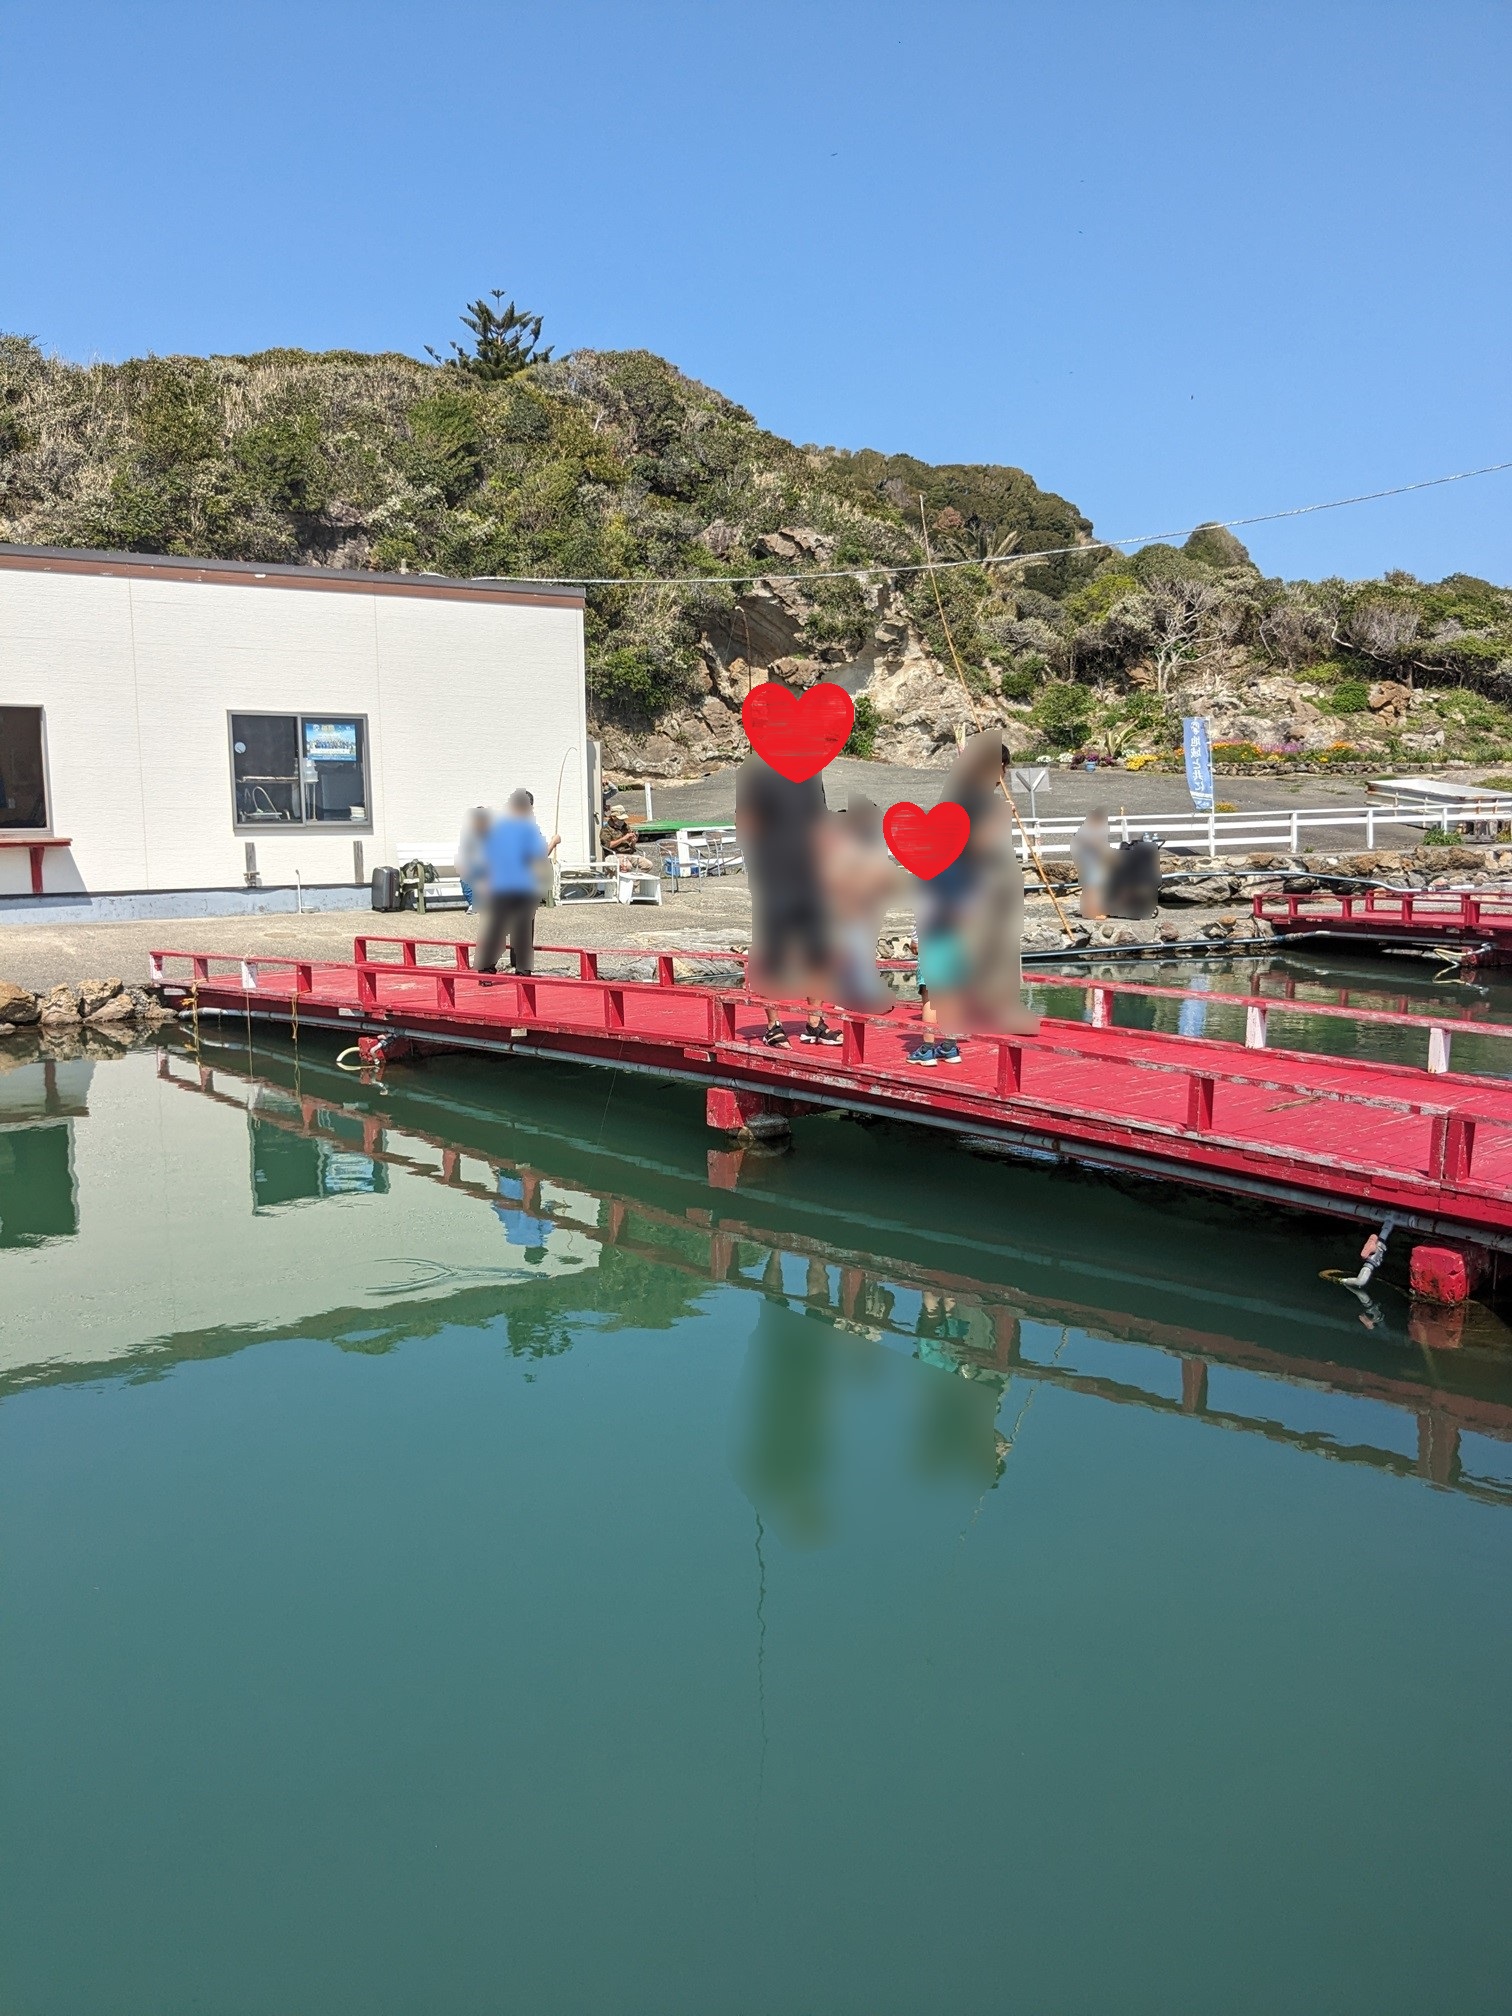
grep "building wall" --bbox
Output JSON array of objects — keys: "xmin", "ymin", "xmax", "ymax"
[{"xmin": 0, "ymin": 561, "xmax": 588, "ymax": 896}]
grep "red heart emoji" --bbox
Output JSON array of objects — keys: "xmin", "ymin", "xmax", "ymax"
[
  {"xmin": 741, "ymin": 680, "xmax": 854, "ymax": 783},
  {"xmin": 883, "ymin": 800, "xmax": 970, "ymax": 879}
]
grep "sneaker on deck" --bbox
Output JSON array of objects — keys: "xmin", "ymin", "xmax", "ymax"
[
  {"xmin": 934, "ymin": 1038, "xmax": 962, "ymax": 1064},
  {"xmin": 800, "ymin": 1019, "xmax": 843, "ymax": 1046},
  {"xmin": 763, "ymin": 1024, "xmax": 791, "ymax": 1047},
  {"xmin": 908, "ymin": 1042, "xmax": 939, "ymax": 1067}
]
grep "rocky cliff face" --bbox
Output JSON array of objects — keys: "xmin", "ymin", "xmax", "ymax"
[{"xmin": 595, "ymin": 562, "xmax": 1004, "ymax": 777}]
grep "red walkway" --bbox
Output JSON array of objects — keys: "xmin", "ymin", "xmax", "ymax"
[
  {"xmin": 1256, "ymin": 888, "xmax": 1512, "ymax": 961},
  {"xmin": 151, "ymin": 935, "xmax": 1512, "ymax": 1252}
]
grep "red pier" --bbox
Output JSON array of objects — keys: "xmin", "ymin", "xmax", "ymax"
[
  {"xmin": 1255, "ymin": 887, "xmax": 1512, "ymax": 963},
  {"xmin": 151, "ymin": 934, "xmax": 1512, "ymax": 1257}
]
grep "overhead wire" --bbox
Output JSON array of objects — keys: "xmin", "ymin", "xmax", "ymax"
[{"xmin": 467, "ymin": 458, "xmax": 1512, "ymax": 591}]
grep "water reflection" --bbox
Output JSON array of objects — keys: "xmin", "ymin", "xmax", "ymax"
[
  {"xmin": 0, "ymin": 1055, "xmax": 89, "ymax": 1247},
  {"xmin": 2, "ymin": 1028, "xmax": 1510, "ymax": 1517}
]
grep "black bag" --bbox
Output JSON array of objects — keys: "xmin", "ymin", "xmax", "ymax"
[{"xmin": 1103, "ymin": 840, "xmax": 1161, "ymax": 919}]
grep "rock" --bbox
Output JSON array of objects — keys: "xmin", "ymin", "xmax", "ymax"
[
  {"xmin": 40, "ymin": 984, "xmax": 81, "ymax": 1025},
  {"xmin": 77, "ymin": 976, "xmax": 124, "ymax": 1018},
  {"xmin": 39, "ymin": 1005, "xmax": 81, "ymax": 1028},
  {"xmin": 596, "ymin": 731, "xmax": 690, "ymax": 779},
  {"xmin": 755, "ymin": 527, "xmax": 834, "ymax": 564},
  {"xmin": 709, "ymin": 652, "xmax": 751, "ymax": 708},
  {"xmin": 1412, "ymin": 845, "xmax": 1483, "ymax": 872},
  {"xmin": 0, "ymin": 1022, "xmax": 16, "ymax": 1038},
  {"xmin": 1159, "ymin": 875, "xmax": 1235, "ymax": 906},
  {"xmin": 87, "ymin": 992, "xmax": 136, "ymax": 1024},
  {"xmin": 1368, "ymin": 681, "xmax": 1411, "ymax": 714},
  {"xmin": 0, "ymin": 980, "xmax": 40, "ymax": 1026}
]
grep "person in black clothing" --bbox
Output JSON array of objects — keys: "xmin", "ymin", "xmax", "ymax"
[{"xmin": 735, "ymin": 752, "xmax": 841, "ymax": 1046}]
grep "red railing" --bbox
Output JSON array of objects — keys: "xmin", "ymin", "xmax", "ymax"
[
  {"xmin": 150, "ymin": 946, "xmax": 1512, "ymax": 1198},
  {"xmin": 1256, "ymin": 890, "xmax": 1512, "ymax": 935}
]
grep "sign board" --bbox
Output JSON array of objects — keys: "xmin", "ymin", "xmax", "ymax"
[
  {"xmin": 1182, "ymin": 717, "xmax": 1214, "ymax": 813},
  {"xmin": 1011, "ymin": 765, "xmax": 1050, "ymax": 821},
  {"xmin": 303, "ymin": 720, "xmax": 358, "ymax": 765}
]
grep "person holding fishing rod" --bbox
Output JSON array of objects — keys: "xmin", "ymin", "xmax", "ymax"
[{"xmin": 475, "ymin": 786, "xmax": 561, "ymax": 975}]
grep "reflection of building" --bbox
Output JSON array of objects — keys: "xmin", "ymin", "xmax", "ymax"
[
  {"xmin": 0, "ymin": 1049, "xmax": 600, "ymax": 1381},
  {"xmin": 0, "ymin": 1056, "xmax": 91, "ymax": 1247},
  {"xmin": 0, "ymin": 544, "xmax": 588, "ymax": 911}
]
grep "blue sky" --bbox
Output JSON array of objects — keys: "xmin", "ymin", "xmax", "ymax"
[{"xmin": 4, "ymin": 0, "xmax": 1509, "ymax": 582}]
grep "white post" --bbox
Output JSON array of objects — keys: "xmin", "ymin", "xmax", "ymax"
[
  {"xmin": 1366, "ymin": 805, "xmax": 1375, "ymax": 849},
  {"xmin": 1091, "ymin": 987, "xmax": 1111, "ymax": 1029},
  {"xmin": 1428, "ymin": 1026, "xmax": 1452, "ymax": 1075},
  {"xmin": 643, "ymin": 782, "xmax": 654, "ymax": 821},
  {"xmin": 1289, "ymin": 810, "xmax": 1299, "ymax": 851},
  {"xmin": 1245, "ymin": 1004, "xmax": 1268, "ymax": 1050},
  {"xmin": 240, "ymin": 960, "xmax": 258, "ymax": 991}
]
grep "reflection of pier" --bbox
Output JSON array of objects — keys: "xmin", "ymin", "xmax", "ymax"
[{"xmin": 159, "ymin": 1048, "xmax": 1512, "ymax": 1508}]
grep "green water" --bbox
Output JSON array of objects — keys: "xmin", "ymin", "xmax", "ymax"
[{"xmin": 3, "ymin": 1017, "xmax": 1512, "ymax": 2014}]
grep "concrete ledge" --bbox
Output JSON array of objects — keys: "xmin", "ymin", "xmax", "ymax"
[{"xmin": 0, "ymin": 885, "xmax": 372, "ymax": 927}]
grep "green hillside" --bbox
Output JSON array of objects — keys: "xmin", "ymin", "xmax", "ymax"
[{"xmin": 2, "ymin": 328, "xmax": 1510, "ymax": 766}]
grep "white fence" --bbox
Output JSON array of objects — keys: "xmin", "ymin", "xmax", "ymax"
[{"xmin": 1014, "ymin": 794, "xmax": 1512, "ymax": 861}]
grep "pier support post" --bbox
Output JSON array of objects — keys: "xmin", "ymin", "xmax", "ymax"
[
  {"xmin": 1409, "ymin": 1243, "xmax": 1487, "ymax": 1308},
  {"xmin": 1417, "ymin": 1412, "xmax": 1462, "ymax": 1486},
  {"xmin": 705, "ymin": 1085, "xmax": 805, "ymax": 1143},
  {"xmin": 1181, "ymin": 1359, "xmax": 1210, "ymax": 1414}
]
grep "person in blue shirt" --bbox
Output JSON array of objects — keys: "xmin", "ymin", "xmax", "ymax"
[{"xmin": 476, "ymin": 788, "xmax": 560, "ymax": 974}]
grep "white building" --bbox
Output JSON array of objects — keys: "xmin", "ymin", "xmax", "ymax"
[{"xmin": 0, "ymin": 543, "xmax": 590, "ymax": 916}]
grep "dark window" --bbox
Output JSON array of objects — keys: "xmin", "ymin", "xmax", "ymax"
[
  {"xmin": 0, "ymin": 1126, "xmax": 78, "ymax": 1246},
  {"xmin": 0, "ymin": 707, "xmax": 48, "ymax": 831},
  {"xmin": 230, "ymin": 713, "xmax": 370, "ymax": 830}
]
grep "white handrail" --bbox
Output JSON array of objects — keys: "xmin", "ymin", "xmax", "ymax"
[{"xmin": 1011, "ymin": 795, "xmax": 1512, "ymax": 860}]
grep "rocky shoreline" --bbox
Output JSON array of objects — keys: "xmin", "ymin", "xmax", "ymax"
[{"xmin": 0, "ymin": 975, "xmax": 178, "ymax": 1039}]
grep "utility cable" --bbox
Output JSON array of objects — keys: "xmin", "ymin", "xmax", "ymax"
[{"xmin": 469, "ymin": 458, "xmax": 1512, "ymax": 590}]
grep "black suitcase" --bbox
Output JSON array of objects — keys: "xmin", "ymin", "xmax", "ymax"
[
  {"xmin": 370, "ymin": 864, "xmax": 402, "ymax": 912},
  {"xmin": 1103, "ymin": 840, "xmax": 1161, "ymax": 919}
]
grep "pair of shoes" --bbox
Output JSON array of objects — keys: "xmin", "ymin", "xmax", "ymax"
[
  {"xmin": 801, "ymin": 1019, "xmax": 842, "ymax": 1046},
  {"xmin": 909, "ymin": 1039, "xmax": 962, "ymax": 1068},
  {"xmin": 764, "ymin": 1024, "xmax": 791, "ymax": 1048}
]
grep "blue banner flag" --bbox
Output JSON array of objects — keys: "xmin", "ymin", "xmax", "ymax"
[{"xmin": 1182, "ymin": 716, "xmax": 1214, "ymax": 812}]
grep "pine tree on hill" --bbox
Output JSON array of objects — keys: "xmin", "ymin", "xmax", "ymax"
[{"xmin": 427, "ymin": 290, "xmax": 552, "ymax": 380}]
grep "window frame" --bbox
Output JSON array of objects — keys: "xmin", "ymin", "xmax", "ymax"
[
  {"xmin": 228, "ymin": 709, "xmax": 373, "ymax": 835},
  {"xmin": 0, "ymin": 705, "xmax": 52, "ymax": 836}
]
